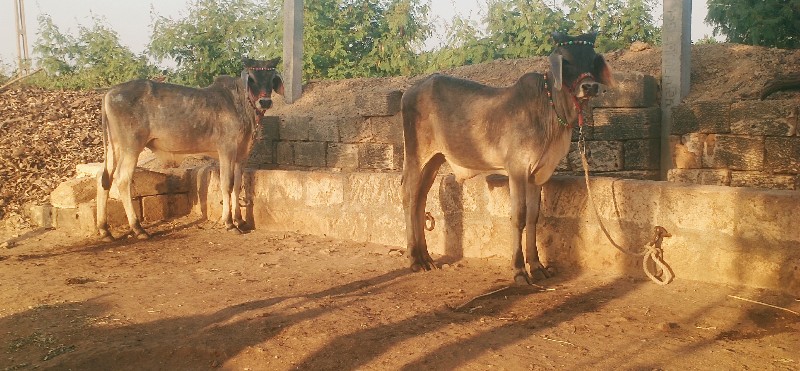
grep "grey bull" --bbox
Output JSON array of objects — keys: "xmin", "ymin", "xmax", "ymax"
[
  {"xmin": 96, "ymin": 58, "xmax": 283, "ymax": 241},
  {"xmin": 400, "ymin": 32, "xmax": 615, "ymax": 284}
]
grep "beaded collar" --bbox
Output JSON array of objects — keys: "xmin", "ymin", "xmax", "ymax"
[
  {"xmin": 555, "ymin": 40, "xmax": 594, "ymax": 47},
  {"xmin": 543, "ymin": 72, "xmax": 591, "ymax": 128}
]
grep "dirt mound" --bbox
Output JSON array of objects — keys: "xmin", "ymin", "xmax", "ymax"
[{"xmin": 1, "ymin": 43, "xmax": 799, "ymax": 231}]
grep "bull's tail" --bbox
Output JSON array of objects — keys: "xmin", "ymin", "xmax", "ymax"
[{"xmin": 100, "ymin": 97, "xmax": 114, "ymax": 190}]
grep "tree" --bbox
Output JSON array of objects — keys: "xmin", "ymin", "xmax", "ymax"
[
  {"xmin": 303, "ymin": 0, "xmax": 431, "ymax": 79},
  {"xmin": 149, "ymin": 0, "xmax": 283, "ymax": 87},
  {"xmin": 31, "ymin": 14, "xmax": 154, "ymax": 89},
  {"xmin": 563, "ymin": 0, "xmax": 660, "ymax": 51},
  {"xmin": 422, "ymin": 15, "xmax": 497, "ymax": 70},
  {"xmin": 706, "ymin": 0, "xmax": 800, "ymax": 48},
  {"xmin": 427, "ymin": 0, "xmax": 660, "ymax": 71}
]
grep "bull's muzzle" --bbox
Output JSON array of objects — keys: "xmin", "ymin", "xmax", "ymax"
[
  {"xmin": 579, "ymin": 81, "xmax": 600, "ymax": 98},
  {"xmin": 258, "ymin": 98, "xmax": 273, "ymax": 110}
]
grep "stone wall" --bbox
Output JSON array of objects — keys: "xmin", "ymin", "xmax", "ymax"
[
  {"xmin": 249, "ymin": 90, "xmax": 405, "ymax": 172},
  {"xmin": 669, "ymin": 100, "xmax": 800, "ymax": 190},
  {"xmin": 247, "ymin": 72, "xmax": 662, "ymax": 180},
  {"xmin": 191, "ymin": 167, "xmax": 800, "ymax": 296}
]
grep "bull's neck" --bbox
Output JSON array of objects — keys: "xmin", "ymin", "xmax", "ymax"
[
  {"xmin": 235, "ymin": 78, "xmax": 260, "ymax": 132},
  {"xmin": 545, "ymin": 72, "xmax": 582, "ymax": 129}
]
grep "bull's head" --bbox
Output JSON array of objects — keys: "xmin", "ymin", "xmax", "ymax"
[
  {"xmin": 548, "ymin": 31, "xmax": 615, "ymax": 99},
  {"xmin": 242, "ymin": 57, "xmax": 284, "ymax": 113}
]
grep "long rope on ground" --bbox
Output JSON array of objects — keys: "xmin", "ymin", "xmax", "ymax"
[{"xmin": 578, "ymin": 128, "xmax": 674, "ymax": 285}]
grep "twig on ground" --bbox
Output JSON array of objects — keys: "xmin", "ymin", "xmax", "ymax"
[{"xmin": 727, "ymin": 295, "xmax": 799, "ymax": 316}]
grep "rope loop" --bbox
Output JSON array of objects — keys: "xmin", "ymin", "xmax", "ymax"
[
  {"xmin": 579, "ymin": 129, "xmax": 674, "ymax": 285},
  {"xmin": 424, "ymin": 212, "xmax": 436, "ymax": 231}
]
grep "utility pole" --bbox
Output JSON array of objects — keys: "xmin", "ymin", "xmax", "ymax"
[
  {"xmin": 13, "ymin": 0, "xmax": 31, "ymax": 75},
  {"xmin": 660, "ymin": 0, "xmax": 692, "ymax": 180},
  {"xmin": 282, "ymin": 0, "xmax": 303, "ymax": 103}
]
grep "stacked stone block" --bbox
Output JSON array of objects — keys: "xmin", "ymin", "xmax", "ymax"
[
  {"xmin": 557, "ymin": 73, "xmax": 662, "ymax": 180},
  {"xmin": 249, "ymin": 90, "xmax": 404, "ymax": 172},
  {"xmin": 37, "ymin": 165, "xmax": 192, "ymax": 235},
  {"xmin": 669, "ymin": 100, "xmax": 800, "ymax": 190}
]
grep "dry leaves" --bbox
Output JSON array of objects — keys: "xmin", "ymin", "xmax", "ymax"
[{"xmin": 0, "ymin": 87, "xmax": 104, "ymax": 224}]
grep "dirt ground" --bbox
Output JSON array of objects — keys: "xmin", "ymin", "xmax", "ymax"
[{"xmin": 1, "ymin": 216, "xmax": 798, "ymax": 370}]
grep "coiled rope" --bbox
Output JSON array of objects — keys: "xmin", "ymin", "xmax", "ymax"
[{"xmin": 578, "ymin": 127, "xmax": 674, "ymax": 285}]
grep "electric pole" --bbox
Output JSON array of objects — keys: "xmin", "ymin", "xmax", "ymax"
[{"xmin": 13, "ymin": 0, "xmax": 31, "ymax": 75}]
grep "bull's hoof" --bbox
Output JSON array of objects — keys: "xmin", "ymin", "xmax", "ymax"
[
  {"xmin": 410, "ymin": 262, "xmax": 431, "ymax": 272},
  {"xmin": 135, "ymin": 231, "xmax": 151, "ymax": 240},
  {"xmin": 410, "ymin": 259, "xmax": 436, "ymax": 271},
  {"xmin": 234, "ymin": 220, "xmax": 250, "ymax": 231},
  {"xmin": 529, "ymin": 262, "xmax": 554, "ymax": 281},
  {"xmin": 226, "ymin": 226, "xmax": 242, "ymax": 234},
  {"xmin": 98, "ymin": 230, "xmax": 114, "ymax": 242},
  {"xmin": 514, "ymin": 272, "xmax": 532, "ymax": 285}
]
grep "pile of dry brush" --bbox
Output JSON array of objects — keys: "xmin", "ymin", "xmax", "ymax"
[{"xmin": 0, "ymin": 87, "xmax": 104, "ymax": 225}]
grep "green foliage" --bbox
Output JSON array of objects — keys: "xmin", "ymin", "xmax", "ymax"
[
  {"xmin": 425, "ymin": 0, "xmax": 660, "ymax": 70},
  {"xmin": 422, "ymin": 15, "xmax": 496, "ymax": 71},
  {"xmin": 706, "ymin": 0, "xmax": 799, "ymax": 48},
  {"xmin": 23, "ymin": 0, "xmax": 661, "ymax": 89},
  {"xmin": 31, "ymin": 14, "xmax": 154, "ymax": 89},
  {"xmin": 695, "ymin": 35, "xmax": 720, "ymax": 45},
  {"xmin": 485, "ymin": 0, "xmax": 570, "ymax": 58},
  {"xmin": 303, "ymin": 0, "xmax": 431, "ymax": 79},
  {"xmin": 563, "ymin": 0, "xmax": 660, "ymax": 51},
  {"xmin": 149, "ymin": 0, "xmax": 283, "ymax": 87}
]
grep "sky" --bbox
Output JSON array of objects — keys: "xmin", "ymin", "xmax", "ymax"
[{"xmin": 0, "ymin": 0, "xmax": 718, "ymax": 71}]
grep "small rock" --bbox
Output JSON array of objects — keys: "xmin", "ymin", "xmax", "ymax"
[
  {"xmin": 658, "ymin": 322, "xmax": 679, "ymax": 331},
  {"xmin": 629, "ymin": 41, "xmax": 651, "ymax": 52},
  {"xmin": 388, "ymin": 249, "xmax": 404, "ymax": 257},
  {"xmin": 1, "ymin": 240, "xmax": 15, "ymax": 249},
  {"xmin": 441, "ymin": 263, "xmax": 451, "ymax": 269}
]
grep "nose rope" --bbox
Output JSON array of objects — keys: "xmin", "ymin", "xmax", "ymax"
[
  {"xmin": 544, "ymin": 71, "xmax": 590, "ymax": 128},
  {"xmin": 570, "ymin": 72, "xmax": 596, "ymax": 93}
]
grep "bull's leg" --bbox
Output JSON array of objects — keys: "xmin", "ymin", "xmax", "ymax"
[
  {"xmin": 508, "ymin": 174, "xmax": 530, "ymax": 284},
  {"xmin": 116, "ymin": 151, "xmax": 149, "ymax": 239},
  {"xmin": 230, "ymin": 162, "xmax": 247, "ymax": 230},
  {"xmin": 96, "ymin": 150, "xmax": 116, "ymax": 241},
  {"xmin": 217, "ymin": 157, "xmax": 238, "ymax": 232},
  {"xmin": 525, "ymin": 183, "xmax": 551, "ymax": 280},
  {"xmin": 402, "ymin": 154, "xmax": 444, "ymax": 272}
]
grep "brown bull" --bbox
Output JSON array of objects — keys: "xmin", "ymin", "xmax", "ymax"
[
  {"xmin": 401, "ymin": 32, "xmax": 615, "ymax": 284},
  {"xmin": 96, "ymin": 58, "xmax": 283, "ymax": 241}
]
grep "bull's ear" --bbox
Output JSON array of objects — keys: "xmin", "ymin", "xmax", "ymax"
[
  {"xmin": 593, "ymin": 54, "xmax": 615, "ymax": 88},
  {"xmin": 273, "ymin": 74, "xmax": 284, "ymax": 96},
  {"xmin": 551, "ymin": 31, "xmax": 566, "ymax": 45},
  {"xmin": 269, "ymin": 57, "xmax": 282, "ymax": 68},
  {"xmin": 588, "ymin": 30, "xmax": 598, "ymax": 44},
  {"xmin": 548, "ymin": 53, "xmax": 563, "ymax": 90}
]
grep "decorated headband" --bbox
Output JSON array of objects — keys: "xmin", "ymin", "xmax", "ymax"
[
  {"xmin": 555, "ymin": 40, "xmax": 594, "ymax": 47},
  {"xmin": 247, "ymin": 66, "xmax": 276, "ymax": 71}
]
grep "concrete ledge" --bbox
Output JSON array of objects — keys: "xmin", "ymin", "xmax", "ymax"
[{"xmin": 191, "ymin": 167, "xmax": 800, "ymax": 295}]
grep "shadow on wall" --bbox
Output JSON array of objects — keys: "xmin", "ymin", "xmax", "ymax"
[
  {"xmin": 539, "ymin": 176, "xmax": 800, "ymax": 295},
  {"xmin": 538, "ymin": 176, "xmax": 669, "ymax": 281},
  {"xmin": 190, "ymin": 164, "xmax": 216, "ymax": 221},
  {"xmin": 439, "ymin": 174, "xmax": 464, "ymax": 262}
]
